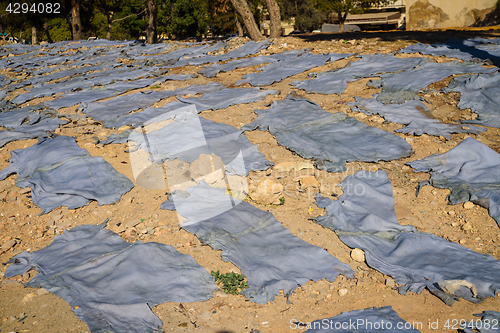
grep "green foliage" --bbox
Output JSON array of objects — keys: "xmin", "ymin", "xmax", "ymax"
[
  {"xmin": 206, "ymin": 0, "xmax": 237, "ymax": 36},
  {"xmin": 327, "ymin": 0, "xmax": 397, "ymax": 19},
  {"xmin": 279, "ymin": 197, "xmax": 285, "ymax": 205},
  {"xmin": 0, "ymin": 0, "xmax": 281, "ymax": 43},
  {"xmin": 157, "ymin": 0, "xmax": 211, "ymax": 39},
  {"xmin": 47, "ymin": 17, "xmax": 72, "ymax": 41},
  {"xmin": 279, "ymin": 0, "xmax": 325, "ymax": 30},
  {"xmin": 211, "ymin": 270, "xmax": 249, "ymax": 295}
]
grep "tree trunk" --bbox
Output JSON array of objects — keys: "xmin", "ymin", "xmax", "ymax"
[
  {"xmin": 71, "ymin": 0, "xmax": 82, "ymax": 40},
  {"xmin": 339, "ymin": 13, "xmax": 347, "ymax": 33},
  {"xmin": 43, "ymin": 17, "xmax": 53, "ymax": 43},
  {"xmin": 32, "ymin": 26, "xmax": 37, "ymax": 45},
  {"xmin": 106, "ymin": 10, "xmax": 114, "ymax": 40},
  {"xmin": 146, "ymin": 0, "xmax": 157, "ymax": 44},
  {"xmin": 230, "ymin": 0, "xmax": 264, "ymax": 41},
  {"xmin": 263, "ymin": 0, "xmax": 281, "ymax": 39},
  {"xmin": 235, "ymin": 15, "xmax": 244, "ymax": 37}
]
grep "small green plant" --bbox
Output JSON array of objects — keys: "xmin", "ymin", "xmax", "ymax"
[
  {"xmin": 279, "ymin": 197, "xmax": 285, "ymax": 205},
  {"xmin": 211, "ymin": 270, "xmax": 249, "ymax": 295},
  {"xmin": 150, "ymin": 85, "xmax": 161, "ymax": 89}
]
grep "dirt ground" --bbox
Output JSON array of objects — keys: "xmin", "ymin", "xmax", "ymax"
[{"xmin": 1, "ymin": 28, "xmax": 500, "ymax": 333}]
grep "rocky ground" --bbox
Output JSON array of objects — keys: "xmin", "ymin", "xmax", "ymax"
[{"xmin": 1, "ymin": 28, "xmax": 500, "ymax": 333}]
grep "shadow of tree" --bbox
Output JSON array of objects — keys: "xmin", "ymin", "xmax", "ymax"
[{"xmin": 288, "ymin": 28, "xmax": 500, "ymax": 66}]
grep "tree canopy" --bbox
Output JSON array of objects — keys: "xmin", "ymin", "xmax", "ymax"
[
  {"xmin": 0, "ymin": 0, "xmax": 396, "ymax": 43},
  {"xmin": 323, "ymin": 0, "xmax": 397, "ymax": 32}
]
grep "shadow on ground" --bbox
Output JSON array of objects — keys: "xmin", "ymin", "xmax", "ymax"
[{"xmin": 288, "ymin": 28, "xmax": 500, "ymax": 66}]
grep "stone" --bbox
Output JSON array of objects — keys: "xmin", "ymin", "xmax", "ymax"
[
  {"xmin": 248, "ymin": 179, "xmax": 283, "ymax": 205},
  {"xmin": 124, "ymin": 227, "xmax": 138, "ymax": 238},
  {"xmin": 462, "ymin": 222, "xmax": 473, "ymax": 231},
  {"xmin": 123, "ymin": 219, "xmax": 142, "ymax": 228},
  {"xmin": 463, "ymin": 201, "xmax": 474, "ymax": 209},
  {"xmin": 295, "ymin": 162, "xmax": 314, "ymax": 171},
  {"xmin": 350, "ymin": 248, "xmax": 365, "ymax": 262},
  {"xmin": 21, "ymin": 293, "xmax": 35, "ymax": 303},
  {"xmin": 354, "ymin": 113, "xmax": 367, "ymax": 120},
  {"xmin": 1, "ymin": 279, "xmax": 21, "ymax": 287},
  {"xmin": 338, "ymin": 288, "xmax": 348, "ymax": 297},
  {"xmin": 385, "ymin": 277, "xmax": 396, "ymax": 288},
  {"xmin": 448, "ymin": 211, "xmax": 455, "ymax": 216},
  {"xmin": 113, "ymin": 224, "xmax": 126, "ymax": 233},
  {"xmin": 1, "ymin": 239, "xmax": 17, "ymax": 252},
  {"xmin": 19, "ymin": 187, "xmax": 31, "ymax": 195},
  {"xmin": 136, "ymin": 222, "xmax": 150, "ymax": 234},
  {"xmin": 56, "ymin": 220, "xmax": 72, "ymax": 230},
  {"xmin": 294, "ymin": 175, "xmax": 320, "ymax": 188},
  {"xmin": 36, "ymin": 288, "xmax": 49, "ymax": 296},
  {"xmin": 50, "ymin": 213, "xmax": 63, "ymax": 222},
  {"xmin": 273, "ymin": 161, "xmax": 314, "ymax": 172},
  {"xmin": 0, "ymin": 180, "xmax": 13, "ymax": 192}
]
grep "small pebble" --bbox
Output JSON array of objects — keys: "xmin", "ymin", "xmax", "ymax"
[
  {"xmin": 463, "ymin": 201, "xmax": 474, "ymax": 209},
  {"xmin": 338, "ymin": 288, "xmax": 348, "ymax": 297},
  {"xmin": 462, "ymin": 222, "xmax": 473, "ymax": 231},
  {"xmin": 385, "ymin": 277, "xmax": 396, "ymax": 288},
  {"xmin": 350, "ymin": 248, "xmax": 365, "ymax": 262},
  {"xmin": 1, "ymin": 239, "xmax": 17, "ymax": 252}
]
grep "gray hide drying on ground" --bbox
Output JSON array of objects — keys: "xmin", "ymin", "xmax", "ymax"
[
  {"xmin": 43, "ymin": 76, "xmax": 187, "ymax": 110},
  {"xmin": 370, "ymin": 60, "xmax": 497, "ymax": 104},
  {"xmin": 243, "ymin": 94, "xmax": 412, "ymax": 172},
  {"xmin": 237, "ymin": 52, "xmax": 348, "ymax": 86},
  {"xmin": 103, "ymin": 101, "xmax": 188, "ymax": 129},
  {"xmin": 177, "ymin": 87, "xmax": 279, "ymax": 111},
  {"xmin": 12, "ymin": 66, "xmax": 166, "ymax": 105},
  {"xmin": 174, "ymin": 40, "xmax": 270, "ymax": 67},
  {"xmin": 128, "ymin": 104, "xmax": 271, "ymax": 176},
  {"xmin": 25, "ymin": 63, "xmax": 114, "ymax": 86},
  {"xmin": 408, "ymin": 137, "xmax": 500, "ymax": 227},
  {"xmin": 82, "ymin": 82, "xmax": 225, "ymax": 127},
  {"xmin": 444, "ymin": 73, "xmax": 500, "ymax": 128},
  {"xmin": 304, "ymin": 306, "xmax": 422, "ymax": 333},
  {"xmin": 348, "ymin": 96, "xmax": 485, "ymax": 139},
  {"xmin": 0, "ymin": 136, "xmax": 133, "ymax": 213},
  {"xmin": 291, "ymin": 54, "xmax": 424, "ymax": 95},
  {"xmin": 313, "ymin": 170, "xmax": 500, "ymax": 306},
  {"xmin": 12, "ymin": 66, "xmax": 129, "ymax": 104},
  {"xmin": 0, "ymin": 105, "xmax": 46, "ymax": 128},
  {"xmin": 399, "ymin": 39, "xmax": 500, "ymax": 65},
  {"xmin": 464, "ymin": 311, "xmax": 500, "ymax": 333},
  {"xmin": 162, "ymin": 181, "xmax": 354, "ymax": 304},
  {"xmin": 198, "ymin": 49, "xmax": 306, "ymax": 78},
  {"xmin": 0, "ymin": 113, "xmax": 67, "ymax": 147},
  {"xmin": 134, "ymin": 42, "xmax": 225, "ymax": 66},
  {"xmin": 4, "ymin": 223, "xmax": 216, "ymax": 333}
]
